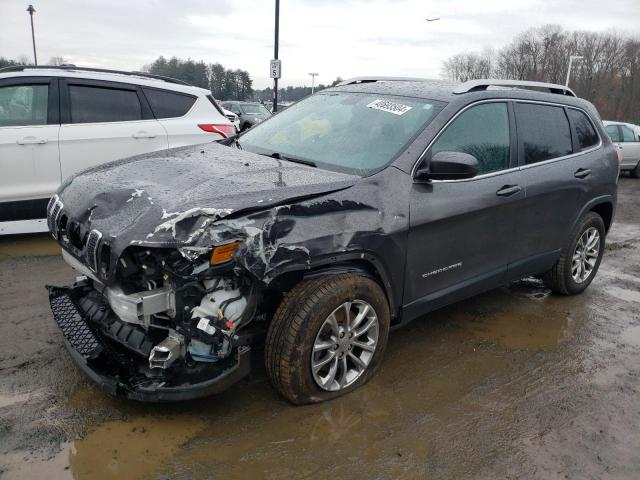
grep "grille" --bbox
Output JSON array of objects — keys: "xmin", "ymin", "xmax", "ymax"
[
  {"xmin": 85, "ymin": 229, "xmax": 103, "ymax": 272},
  {"xmin": 47, "ymin": 195, "xmax": 63, "ymax": 238},
  {"xmin": 49, "ymin": 291, "xmax": 103, "ymax": 359}
]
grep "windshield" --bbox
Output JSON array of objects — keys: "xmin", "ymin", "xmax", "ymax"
[
  {"xmin": 239, "ymin": 92, "xmax": 443, "ymax": 175},
  {"xmin": 240, "ymin": 104, "xmax": 271, "ymax": 115}
]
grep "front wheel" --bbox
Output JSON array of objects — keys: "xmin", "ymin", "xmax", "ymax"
[
  {"xmin": 630, "ymin": 162, "xmax": 640, "ymax": 179},
  {"xmin": 542, "ymin": 212, "xmax": 606, "ymax": 295},
  {"xmin": 265, "ymin": 273, "xmax": 390, "ymax": 404}
]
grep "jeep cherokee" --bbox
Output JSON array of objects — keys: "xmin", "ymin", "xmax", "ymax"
[{"xmin": 47, "ymin": 78, "xmax": 618, "ymax": 404}]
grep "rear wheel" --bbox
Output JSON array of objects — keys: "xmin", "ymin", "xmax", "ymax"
[
  {"xmin": 630, "ymin": 162, "xmax": 640, "ymax": 179},
  {"xmin": 265, "ymin": 273, "xmax": 390, "ymax": 404},
  {"xmin": 543, "ymin": 212, "xmax": 605, "ymax": 295}
]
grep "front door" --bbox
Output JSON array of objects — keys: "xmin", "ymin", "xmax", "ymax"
[
  {"xmin": 0, "ymin": 77, "xmax": 61, "ymax": 220},
  {"xmin": 404, "ymin": 101, "xmax": 523, "ymax": 313}
]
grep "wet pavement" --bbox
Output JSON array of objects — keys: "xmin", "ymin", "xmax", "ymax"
[{"xmin": 1, "ymin": 177, "xmax": 638, "ymax": 479}]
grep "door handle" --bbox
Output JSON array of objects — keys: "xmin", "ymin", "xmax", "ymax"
[
  {"xmin": 16, "ymin": 137, "xmax": 48, "ymax": 145},
  {"xmin": 496, "ymin": 185, "xmax": 522, "ymax": 197},
  {"xmin": 574, "ymin": 168, "xmax": 592, "ymax": 179},
  {"xmin": 132, "ymin": 131, "xmax": 157, "ymax": 139}
]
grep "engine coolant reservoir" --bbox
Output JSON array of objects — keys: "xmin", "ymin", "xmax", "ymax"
[{"xmin": 191, "ymin": 278, "xmax": 247, "ymax": 323}]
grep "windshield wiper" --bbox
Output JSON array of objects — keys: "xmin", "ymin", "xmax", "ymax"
[{"xmin": 269, "ymin": 152, "xmax": 316, "ymax": 167}]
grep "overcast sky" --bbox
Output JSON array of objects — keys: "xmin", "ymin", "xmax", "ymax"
[{"xmin": 1, "ymin": 0, "xmax": 638, "ymax": 89}]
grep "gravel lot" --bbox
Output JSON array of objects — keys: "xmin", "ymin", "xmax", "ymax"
[{"xmin": 0, "ymin": 176, "xmax": 638, "ymax": 480}]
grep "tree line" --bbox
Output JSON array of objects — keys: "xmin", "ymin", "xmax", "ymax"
[
  {"xmin": 442, "ymin": 25, "xmax": 640, "ymax": 123},
  {"xmin": 144, "ymin": 56, "xmax": 253, "ymax": 101},
  {"xmin": 255, "ymin": 77, "xmax": 344, "ymax": 103}
]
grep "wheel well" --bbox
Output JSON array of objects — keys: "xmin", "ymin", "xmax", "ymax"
[
  {"xmin": 590, "ymin": 202, "xmax": 613, "ymax": 232},
  {"xmin": 268, "ymin": 259, "xmax": 393, "ymax": 317}
]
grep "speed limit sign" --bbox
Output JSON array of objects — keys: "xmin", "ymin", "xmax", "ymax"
[{"xmin": 270, "ymin": 59, "xmax": 281, "ymax": 79}]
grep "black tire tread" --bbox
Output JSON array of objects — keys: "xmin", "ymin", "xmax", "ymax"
[
  {"xmin": 265, "ymin": 273, "xmax": 387, "ymax": 404},
  {"xmin": 543, "ymin": 211, "xmax": 604, "ymax": 295}
]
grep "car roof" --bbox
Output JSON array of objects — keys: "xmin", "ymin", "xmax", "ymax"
[
  {"xmin": 0, "ymin": 66, "xmax": 211, "ymax": 96},
  {"xmin": 603, "ymin": 120, "xmax": 639, "ymax": 128},
  {"xmin": 326, "ymin": 77, "xmax": 594, "ymax": 111}
]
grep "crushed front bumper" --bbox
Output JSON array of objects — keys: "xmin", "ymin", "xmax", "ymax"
[{"xmin": 47, "ymin": 286, "xmax": 251, "ymax": 402}]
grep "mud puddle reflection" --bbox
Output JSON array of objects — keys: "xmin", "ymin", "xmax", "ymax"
[
  {"xmin": 0, "ymin": 277, "xmax": 597, "ymax": 479},
  {"xmin": 0, "ymin": 234, "xmax": 60, "ymax": 259}
]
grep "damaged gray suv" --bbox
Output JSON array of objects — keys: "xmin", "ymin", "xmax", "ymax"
[{"xmin": 47, "ymin": 78, "xmax": 618, "ymax": 404}]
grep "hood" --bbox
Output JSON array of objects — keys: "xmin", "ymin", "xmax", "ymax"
[{"xmin": 56, "ymin": 142, "xmax": 358, "ymax": 256}]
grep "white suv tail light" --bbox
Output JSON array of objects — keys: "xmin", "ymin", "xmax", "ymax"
[{"xmin": 198, "ymin": 124, "xmax": 236, "ymax": 138}]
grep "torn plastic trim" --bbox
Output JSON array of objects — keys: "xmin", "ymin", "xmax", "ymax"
[
  {"xmin": 48, "ymin": 286, "xmax": 251, "ymax": 402},
  {"xmin": 62, "ymin": 335, "xmax": 251, "ymax": 402}
]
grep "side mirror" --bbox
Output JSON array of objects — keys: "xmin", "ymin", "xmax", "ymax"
[{"xmin": 414, "ymin": 151, "xmax": 479, "ymax": 181}]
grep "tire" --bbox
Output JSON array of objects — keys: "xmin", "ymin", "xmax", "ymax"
[
  {"xmin": 630, "ymin": 162, "xmax": 640, "ymax": 179},
  {"xmin": 265, "ymin": 273, "xmax": 390, "ymax": 404},
  {"xmin": 542, "ymin": 212, "xmax": 606, "ymax": 295}
]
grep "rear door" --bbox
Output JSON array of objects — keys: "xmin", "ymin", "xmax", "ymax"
[
  {"xmin": 0, "ymin": 76, "xmax": 61, "ymax": 220},
  {"xmin": 58, "ymin": 79, "xmax": 167, "ymax": 180},
  {"xmin": 617, "ymin": 124, "xmax": 640, "ymax": 170},
  {"xmin": 510, "ymin": 102, "xmax": 600, "ymax": 277},
  {"xmin": 404, "ymin": 101, "xmax": 523, "ymax": 312},
  {"xmin": 141, "ymin": 87, "xmax": 208, "ymax": 148}
]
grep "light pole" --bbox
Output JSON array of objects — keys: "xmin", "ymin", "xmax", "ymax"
[
  {"xmin": 308, "ymin": 73, "xmax": 318, "ymax": 94},
  {"xmin": 565, "ymin": 55, "xmax": 583, "ymax": 87},
  {"xmin": 272, "ymin": 0, "xmax": 280, "ymax": 113},
  {"xmin": 26, "ymin": 4, "xmax": 37, "ymax": 65}
]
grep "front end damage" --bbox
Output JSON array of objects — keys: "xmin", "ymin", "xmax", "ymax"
[
  {"xmin": 45, "ymin": 142, "xmax": 403, "ymax": 401},
  {"xmin": 48, "ymin": 245, "xmax": 259, "ymax": 402}
]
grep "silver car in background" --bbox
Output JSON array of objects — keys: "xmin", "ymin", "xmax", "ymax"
[{"xmin": 604, "ymin": 120, "xmax": 640, "ymax": 178}]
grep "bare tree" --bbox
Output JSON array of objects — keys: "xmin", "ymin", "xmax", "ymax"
[{"xmin": 442, "ymin": 25, "xmax": 640, "ymax": 123}]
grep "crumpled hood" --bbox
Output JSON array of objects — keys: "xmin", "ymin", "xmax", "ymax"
[{"xmin": 57, "ymin": 142, "xmax": 358, "ymax": 252}]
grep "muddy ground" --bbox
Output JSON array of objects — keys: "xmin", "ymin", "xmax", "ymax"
[{"xmin": 0, "ymin": 177, "xmax": 638, "ymax": 480}]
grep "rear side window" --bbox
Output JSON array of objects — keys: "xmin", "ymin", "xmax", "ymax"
[
  {"xmin": 143, "ymin": 88, "xmax": 196, "ymax": 118},
  {"xmin": 432, "ymin": 102, "xmax": 510, "ymax": 175},
  {"xmin": 0, "ymin": 84, "xmax": 48, "ymax": 127},
  {"xmin": 69, "ymin": 85, "xmax": 141, "ymax": 123},
  {"xmin": 606, "ymin": 125, "xmax": 621, "ymax": 142},
  {"xmin": 620, "ymin": 125, "xmax": 637, "ymax": 142},
  {"xmin": 568, "ymin": 109, "xmax": 598, "ymax": 150},
  {"xmin": 515, "ymin": 103, "xmax": 572, "ymax": 164}
]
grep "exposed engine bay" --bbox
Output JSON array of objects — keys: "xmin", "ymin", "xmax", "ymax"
[{"xmin": 49, "ymin": 245, "xmax": 263, "ymax": 400}]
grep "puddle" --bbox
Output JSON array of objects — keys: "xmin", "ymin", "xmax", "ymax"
[
  {"xmin": 0, "ymin": 391, "xmax": 37, "ymax": 408},
  {"xmin": 606, "ymin": 286, "xmax": 640, "ymax": 304},
  {"xmin": 621, "ymin": 325, "xmax": 640, "ymax": 347},
  {"xmin": 1, "ymin": 447, "xmax": 72, "ymax": 480},
  {"xmin": 461, "ymin": 310, "xmax": 573, "ymax": 350},
  {"xmin": 0, "ymin": 234, "xmax": 60, "ymax": 259},
  {"xmin": 67, "ymin": 415, "xmax": 205, "ymax": 479}
]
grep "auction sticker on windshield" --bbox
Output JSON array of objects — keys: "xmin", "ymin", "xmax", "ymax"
[{"xmin": 366, "ymin": 99, "xmax": 412, "ymax": 115}]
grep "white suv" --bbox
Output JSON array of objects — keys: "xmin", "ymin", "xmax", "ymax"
[{"xmin": 0, "ymin": 66, "xmax": 235, "ymax": 232}]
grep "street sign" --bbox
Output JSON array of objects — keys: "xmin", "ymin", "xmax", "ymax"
[{"xmin": 270, "ymin": 59, "xmax": 281, "ymax": 79}]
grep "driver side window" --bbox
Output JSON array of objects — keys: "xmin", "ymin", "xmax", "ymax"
[{"xmin": 432, "ymin": 102, "xmax": 510, "ymax": 175}]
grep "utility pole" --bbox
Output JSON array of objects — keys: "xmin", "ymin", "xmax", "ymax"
[
  {"xmin": 26, "ymin": 4, "xmax": 37, "ymax": 65},
  {"xmin": 272, "ymin": 0, "xmax": 280, "ymax": 113},
  {"xmin": 308, "ymin": 72, "xmax": 318, "ymax": 94},
  {"xmin": 565, "ymin": 55, "xmax": 583, "ymax": 87}
]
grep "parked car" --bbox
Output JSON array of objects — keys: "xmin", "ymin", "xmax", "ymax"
[
  {"xmin": 220, "ymin": 101, "xmax": 271, "ymax": 131},
  {"xmin": 47, "ymin": 78, "xmax": 618, "ymax": 404},
  {"xmin": 0, "ymin": 65, "xmax": 235, "ymax": 226},
  {"xmin": 603, "ymin": 120, "xmax": 640, "ymax": 177},
  {"xmin": 222, "ymin": 108, "xmax": 240, "ymax": 132}
]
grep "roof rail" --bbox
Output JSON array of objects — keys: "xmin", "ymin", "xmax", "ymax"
[
  {"xmin": 454, "ymin": 79, "xmax": 576, "ymax": 97},
  {"xmin": 336, "ymin": 76, "xmax": 429, "ymax": 86},
  {"xmin": 0, "ymin": 65, "xmax": 192, "ymax": 86}
]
